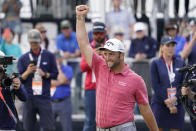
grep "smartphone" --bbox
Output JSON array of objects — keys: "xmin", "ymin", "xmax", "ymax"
[{"xmin": 30, "ymin": 60, "xmax": 36, "ymax": 65}]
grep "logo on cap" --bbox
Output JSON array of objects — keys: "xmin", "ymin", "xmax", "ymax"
[{"xmin": 106, "ymin": 41, "xmax": 114, "ymax": 47}]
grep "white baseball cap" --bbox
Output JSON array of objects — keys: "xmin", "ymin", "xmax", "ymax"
[
  {"xmin": 99, "ymin": 38, "xmax": 125, "ymax": 53},
  {"xmin": 134, "ymin": 22, "xmax": 146, "ymax": 32}
]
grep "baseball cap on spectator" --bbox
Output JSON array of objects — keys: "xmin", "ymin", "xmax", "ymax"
[
  {"xmin": 99, "ymin": 38, "xmax": 125, "ymax": 53},
  {"xmin": 92, "ymin": 22, "xmax": 106, "ymax": 33},
  {"xmin": 61, "ymin": 20, "xmax": 71, "ymax": 29},
  {"xmin": 160, "ymin": 35, "xmax": 177, "ymax": 45},
  {"xmin": 112, "ymin": 26, "xmax": 124, "ymax": 36},
  {"xmin": 28, "ymin": 29, "xmax": 42, "ymax": 43},
  {"xmin": 134, "ymin": 22, "xmax": 146, "ymax": 32}
]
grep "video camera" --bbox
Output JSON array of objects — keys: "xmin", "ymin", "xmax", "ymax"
[{"xmin": 0, "ymin": 56, "xmax": 19, "ymax": 88}]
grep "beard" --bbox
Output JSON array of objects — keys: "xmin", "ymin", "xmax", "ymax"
[
  {"xmin": 106, "ymin": 60, "xmax": 120, "ymax": 70},
  {"xmin": 95, "ymin": 37, "xmax": 105, "ymax": 44}
]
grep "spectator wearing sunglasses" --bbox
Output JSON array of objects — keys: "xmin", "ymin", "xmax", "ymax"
[
  {"xmin": 92, "ymin": 22, "xmax": 107, "ymax": 47},
  {"xmin": 35, "ymin": 24, "xmax": 56, "ymax": 53}
]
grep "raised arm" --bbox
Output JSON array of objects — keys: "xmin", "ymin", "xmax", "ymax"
[
  {"xmin": 180, "ymin": 32, "xmax": 196, "ymax": 60},
  {"xmin": 76, "ymin": 5, "xmax": 93, "ymax": 67}
]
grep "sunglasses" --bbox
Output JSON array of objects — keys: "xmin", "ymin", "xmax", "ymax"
[
  {"xmin": 41, "ymin": 31, "xmax": 47, "ymax": 33},
  {"xmin": 115, "ymin": 33, "xmax": 124, "ymax": 36},
  {"xmin": 93, "ymin": 32, "xmax": 105, "ymax": 36},
  {"xmin": 165, "ymin": 43, "xmax": 176, "ymax": 47},
  {"xmin": 62, "ymin": 27, "xmax": 69, "ymax": 30}
]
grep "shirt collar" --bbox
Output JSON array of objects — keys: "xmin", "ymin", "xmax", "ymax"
[
  {"xmin": 113, "ymin": 64, "xmax": 129, "ymax": 76},
  {"xmin": 30, "ymin": 48, "xmax": 41, "ymax": 56}
]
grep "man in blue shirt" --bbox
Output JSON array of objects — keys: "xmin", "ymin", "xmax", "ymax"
[
  {"xmin": 56, "ymin": 20, "xmax": 80, "ymax": 58},
  {"xmin": 56, "ymin": 20, "xmax": 82, "ymax": 113},
  {"xmin": 129, "ymin": 22, "xmax": 157, "ymax": 61},
  {"xmin": 17, "ymin": 29, "xmax": 58, "ymax": 131},
  {"xmin": 51, "ymin": 52, "xmax": 73, "ymax": 131}
]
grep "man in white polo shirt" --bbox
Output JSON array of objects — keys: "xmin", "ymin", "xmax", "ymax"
[{"xmin": 75, "ymin": 5, "xmax": 158, "ymax": 131}]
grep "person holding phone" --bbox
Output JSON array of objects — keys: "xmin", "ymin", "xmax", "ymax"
[{"xmin": 17, "ymin": 29, "xmax": 58, "ymax": 131}]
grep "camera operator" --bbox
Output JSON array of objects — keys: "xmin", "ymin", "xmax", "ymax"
[{"xmin": 0, "ymin": 51, "xmax": 27, "ymax": 131}]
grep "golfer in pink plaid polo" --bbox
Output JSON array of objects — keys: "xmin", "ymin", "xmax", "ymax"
[{"xmin": 76, "ymin": 5, "xmax": 158, "ymax": 131}]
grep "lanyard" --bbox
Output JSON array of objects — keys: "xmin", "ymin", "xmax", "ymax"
[
  {"xmin": 165, "ymin": 61, "xmax": 175, "ymax": 87},
  {"xmin": 28, "ymin": 50, "xmax": 43, "ymax": 67},
  {"xmin": 0, "ymin": 87, "xmax": 17, "ymax": 123}
]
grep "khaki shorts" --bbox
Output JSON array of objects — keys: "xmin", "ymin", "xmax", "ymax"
[{"xmin": 97, "ymin": 121, "xmax": 137, "ymax": 131}]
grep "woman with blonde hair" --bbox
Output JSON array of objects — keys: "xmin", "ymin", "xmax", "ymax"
[{"xmin": 150, "ymin": 35, "xmax": 185, "ymax": 131}]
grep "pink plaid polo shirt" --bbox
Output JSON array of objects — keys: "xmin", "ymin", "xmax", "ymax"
[{"xmin": 91, "ymin": 52, "xmax": 148, "ymax": 128}]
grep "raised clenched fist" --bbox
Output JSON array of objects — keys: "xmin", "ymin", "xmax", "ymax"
[{"xmin": 76, "ymin": 5, "xmax": 89, "ymax": 17}]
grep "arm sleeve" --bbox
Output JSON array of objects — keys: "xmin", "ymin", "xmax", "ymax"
[
  {"xmin": 17, "ymin": 56, "xmax": 27, "ymax": 83},
  {"xmin": 62, "ymin": 66, "xmax": 73, "ymax": 82},
  {"xmin": 75, "ymin": 39, "xmax": 80, "ymax": 50},
  {"xmin": 15, "ymin": 86, "xmax": 28, "ymax": 101},
  {"xmin": 175, "ymin": 38, "xmax": 187, "ymax": 57},
  {"xmin": 56, "ymin": 35, "xmax": 61, "ymax": 50},
  {"xmin": 48, "ymin": 54, "xmax": 58, "ymax": 79},
  {"xmin": 80, "ymin": 56, "xmax": 91, "ymax": 72},
  {"xmin": 150, "ymin": 60, "xmax": 168, "ymax": 101},
  {"xmin": 146, "ymin": 38, "xmax": 157, "ymax": 59},
  {"xmin": 135, "ymin": 77, "xmax": 149, "ymax": 104},
  {"xmin": 128, "ymin": 40, "xmax": 136, "ymax": 58}
]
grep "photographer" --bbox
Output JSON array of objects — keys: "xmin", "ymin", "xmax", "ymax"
[{"xmin": 0, "ymin": 51, "xmax": 27, "ymax": 130}]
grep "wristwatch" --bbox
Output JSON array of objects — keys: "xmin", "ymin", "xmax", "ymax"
[{"xmin": 44, "ymin": 72, "xmax": 49, "ymax": 79}]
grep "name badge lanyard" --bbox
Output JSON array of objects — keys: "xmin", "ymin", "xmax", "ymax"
[
  {"xmin": 166, "ymin": 61, "xmax": 175, "ymax": 88},
  {"xmin": 29, "ymin": 50, "xmax": 43, "ymax": 68},
  {"xmin": 29, "ymin": 51, "xmax": 43, "ymax": 95}
]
